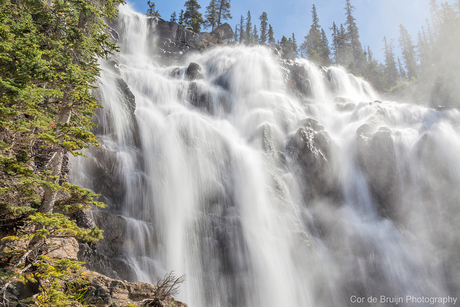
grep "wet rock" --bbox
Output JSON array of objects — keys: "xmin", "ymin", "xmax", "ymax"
[
  {"xmin": 186, "ymin": 62, "xmax": 204, "ymax": 80},
  {"xmin": 144, "ymin": 17, "xmax": 234, "ymax": 64},
  {"xmin": 334, "ymin": 96, "xmax": 355, "ymax": 104},
  {"xmin": 286, "ymin": 118, "xmax": 339, "ymax": 200},
  {"xmin": 77, "ymin": 210, "xmax": 132, "ymax": 281},
  {"xmin": 283, "ymin": 61, "xmax": 312, "ymax": 98},
  {"xmin": 356, "ymin": 126, "xmax": 400, "ymax": 219}
]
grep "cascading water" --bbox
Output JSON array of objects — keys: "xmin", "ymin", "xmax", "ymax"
[{"xmin": 71, "ymin": 4, "xmax": 460, "ymax": 307}]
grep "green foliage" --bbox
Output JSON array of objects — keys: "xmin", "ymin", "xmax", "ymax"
[
  {"xmin": 259, "ymin": 12, "xmax": 268, "ymax": 44},
  {"xmin": 146, "ymin": 1, "xmax": 160, "ymax": 17},
  {"xmin": 183, "ymin": 0, "xmax": 204, "ymax": 32},
  {"xmin": 0, "ymin": 0, "xmax": 123, "ymax": 304}
]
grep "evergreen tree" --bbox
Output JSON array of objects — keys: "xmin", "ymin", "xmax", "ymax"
[
  {"xmin": 291, "ymin": 33, "xmax": 298, "ymax": 56},
  {"xmin": 253, "ymin": 25, "xmax": 259, "ymax": 44},
  {"xmin": 301, "ymin": 5, "xmax": 329, "ymax": 65},
  {"xmin": 268, "ymin": 24, "xmax": 275, "ymax": 43},
  {"xmin": 399, "ymin": 24, "xmax": 419, "ymax": 80},
  {"xmin": 343, "ymin": 0, "xmax": 366, "ymax": 74},
  {"xmin": 239, "ymin": 15, "xmax": 245, "ymax": 44},
  {"xmin": 184, "ymin": 0, "xmax": 204, "ymax": 32},
  {"xmin": 245, "ymin": 11, "xmax": 252, "ymax": 45},
  {"xmin": 397, "ymin": 57, "xmax": 408, "ymax": 80},
  {"xmin": 234, "ymin": 24, "xmax": 239, "ymax": 43},
  {"xmin": 171, "ymin": 11, "xmax": 177, "ymax": 23},
  {"xmin": 217, "ymin": 0, "xmax": 232, "ymax": 26},
  {"xmin": 362, "ymin": 46, "xmax": 386, "ymax": 92},
  {"xmin": 320, "ymin": 28, "xmax": 331, "ymax": 65},
  {"xmin": 0, "ymin": 0, "xmax": 122, "ymax": 302},
  {"xmin": 179, "ymin": 9, "xmax": 185, "ymax": 26},
  {"xmin": 383, "ymin": 37, "xmax": 399, "ymax": 88},
  {"xmin": 259, "ymin": 12, "xmax": 268, "ymax": 44},
  {"xmin": 146, "ymin": 1, "xmax": 161, "ymax": 17},
  {"xmin": 204, "ymin": 0, "xmax": 219, "ymax": 30}
]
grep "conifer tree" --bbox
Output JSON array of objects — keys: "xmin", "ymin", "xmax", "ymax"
[
  {"xmin": 344, "ymin": 0, "xmax": 366, "ymax": 74},
  {"xmin": 253, "ymin": 25, "xmax": 259, "ymax": 44},
  {"xmin": 205, "ymin": 0, "xmax": 219, "ymax": 30},
  {"xmin": 184, "ymin": 0, "xmax": 204, "ymax": 32},
  {"xmin": 301, "ymin": 5, "xmax": 329, "ymax": 65},
  {"xmin": 234, "ymin": 25, "xmax": 239, "ymax": 42},
  {"xmin": 399, "ymin": 24, "xmax": 419, "ymax": 80},
  {"xmin": 179, "ymin": 9, "xmax": 185, "ymax": 26},
  {"xmin": 239, "ymin": 15, "xmax": 245, "ymax": 44},
  {"xmin": 0, "ymin": 0, "xmax": 122, "ymax": 302},
  {"xmin": 259, "ymin": 12, "xmax": 268, "ymax": 44},
  {"xmin": 320, "ymin": 29, "xmax": 331, "ymax": 65},
  {"xmin": 216, "ymin": 0, "xmax": 232, "ymax": 27},
  {"xmin": 245, "ymin": 11, "xmax": 252, "ymax": 45},
  {"xmin": 146, "ymin": 1, "xmax": 161, "ymax": 17},
  {"xmin": 397, "ymin": 57, "xmax": 408, "ymax": 80},
  {"xmin": 383, "ymin": 37, "xmax": 399, "ymax": 88},
  {"xmin": 291, "ymin": 33, "xmax": 298, "ymax": 55},
  {"xmin": 268, "ymin": 24, "xmax": 275, "ymax": 43},
  {"xmin": 171, "ymin": 11, "xmax": 177, "ymax": 23}
]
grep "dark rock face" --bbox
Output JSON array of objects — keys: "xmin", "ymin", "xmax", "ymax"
[
  {"xmin": 285, "ymin": 63, "xmax": 312, "ymax": 98},
  {"xmin": 149, "ymin": 17, "xmax": 234, "ymax": 64},
  {"xmin": 286, "ymin": 118, "xmax": 339, "ymax": 201},
  {"xmin": 356, "ymin": 126, "xmax": 400, "ymax": 219},
  {"xmin": 77, "ymin": 210, "xmax": 132, "ymax": 281},
  {"xmin": 186, "ymin": 62, "xmax": 204, "ymax": 80}
]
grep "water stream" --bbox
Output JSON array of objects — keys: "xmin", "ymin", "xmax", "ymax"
[{"xmin": 72, "ymin": 5, "xmax": 460, "ymax": 306}]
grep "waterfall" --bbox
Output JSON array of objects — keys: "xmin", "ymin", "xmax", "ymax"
[{"xmin": 71, "ymin": 4, "xmax": 460, "ymax": 306}]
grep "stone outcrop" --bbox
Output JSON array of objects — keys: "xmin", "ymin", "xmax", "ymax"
[
  {"xmin": 80, "ymin": 272, "xmax": 187, "ymax": 307},
  {"xmin": 286, "ymin": 118, "xmax": 340, "ymax": 201},
  {"xmin": 356, "ymin": 125, "xmax": 400, "ymax": 219},
  {"xmin": 76, "ymin": 210, "xmax": 132, "ymax": 281},
  {"xmin": 148, "ymin": 17, "xmax": 234, "ymax": 64}
]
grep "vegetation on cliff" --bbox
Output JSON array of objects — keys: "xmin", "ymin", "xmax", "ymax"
[{"xmin": 0, "ymin": 0, "xmax": 123, "ymax": 304}]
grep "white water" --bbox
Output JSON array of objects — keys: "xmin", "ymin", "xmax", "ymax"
[{"xmin": 72, "ymin": 5, "xmax": 460, "ymax": 306}]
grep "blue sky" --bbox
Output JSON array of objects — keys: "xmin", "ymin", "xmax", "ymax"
[{"xmin": 127, "ymin": 0, "xmax": 456, "ymax": 63}]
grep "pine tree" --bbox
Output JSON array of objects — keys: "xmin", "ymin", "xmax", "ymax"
[
  {"xmin": 343, "ymin": 0, "xmax": 366, "ymax": 74},
  {"xmin": 259, "ymin": 12, "xmax": 268, "ymax": 44},
  {"xmin": 291, "ymin": 33, "xmax": 298, "ymax": 56},
  {"xmin": 301, "ymin": 5, "xmax": 329, "ymax": 65},
  {"xmin": 171, "ymin": 11, "xmax": 177, "ymax": 23},
  {"xmin": 217, "ymin": 0, "xmax": 232, "ymax": 27},
  {"xmin": 362, "ymin": 46, "xmax": 386, "ymax": 92},
  {"xmin": 0, "ymin": 0, "xmax": 122, "ymax": 302},
  {"xmin": 184, "ymin": 0, "xmax": 204, "ymax": 32},
  {"xmin": 234, "ymin": 24, "xmax": 239, "ymax": 42},
  {"xmin": 179, "ymin": 9, "xmax": 185, "ymax": 26},
  {"xmin": 383, "ymin": 37, "xmax": 399, "ymax": 89},
  {"xmin": 146, "ymin": 1, "xmax": 161, "ymax": 17},
  {"xmin": 320, "ymin": 29, "xmax": 331, "ymax": 65},
  {"xmin": 239, "ymin": 15, "xmax": 245, "ymax": 44},
  {"xmin": 245, "ymin": 11, "xmax": 252, "ymax": 45},
  {"xmin": 399, "ymin": 24, "xmax": 419, "ymax": 80},
  {"xmin": 268, "ymin": 24, "xmax": 275, "ymax": 43},
  {"xmin": 397, "ymin": 57, "xmax": 408, "ymax": 80},
  {"xmin": 253, "ymin": 25, "xmax": 259, "ymax": 44},
  {"xmin": 204, "ymin": 0, "xmax": 219, "ymax": 30}
]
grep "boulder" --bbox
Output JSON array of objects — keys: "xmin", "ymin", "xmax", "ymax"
[
  {"xmin": 356, "ymin": 126, "xmax": 400, "ymax": 219},
  {"xmin": 186, "ymin": 62, "xmax": 204, "ymax": 80},
  {"xmin": 286, "ymin": 118, "xmax": 339, "ymax": 200}
]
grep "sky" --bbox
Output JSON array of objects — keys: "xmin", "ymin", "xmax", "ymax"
[{"xmin": 127, "ymin": 0, "xmax": 457, "ymax": 63}]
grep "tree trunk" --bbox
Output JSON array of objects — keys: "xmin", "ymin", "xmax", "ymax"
[{"xmin": 40, "ymin": 104, "xmax": 72, "ymax": 213}]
